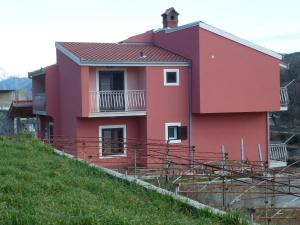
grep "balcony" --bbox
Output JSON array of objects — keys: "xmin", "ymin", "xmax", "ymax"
[
  {"xmin": 269, "ymin": 143, "xmax": 288, "ymax": 168},
  {"xmin": 280, "ymin": 87, "xmax": 289, "ymax": 111},
  {"xmin": 89, "ymin": 90, "xmax": 146, "ymax": 117},
  {"xmin": 33, "ymin": 93, "xmax": 46, "ymax": 115}
]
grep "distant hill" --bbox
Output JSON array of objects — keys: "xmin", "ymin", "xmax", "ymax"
[{"xmin": 0, "ymin": 77, "xmax": 31, "ymax": 90}]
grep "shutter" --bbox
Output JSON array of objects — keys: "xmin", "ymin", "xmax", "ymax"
[{"xmin": 178, "ymin": 126, "xmax": 187, "ymax": 140}]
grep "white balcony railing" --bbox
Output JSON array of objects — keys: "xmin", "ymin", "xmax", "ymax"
[
  {"xmin": 33, "ymin": 93, "xmax": 46, "ymax": 114},
  {"xmin": 90, "ymin": 90, "xmax": 146, "ymax": 113},
  {"xmin": 269, "ymin": 143, "xmax": 288, "ymax": 168},
  {"xmin": 280, "ymin": 87, "xmax": 289, "ymax": 108}
]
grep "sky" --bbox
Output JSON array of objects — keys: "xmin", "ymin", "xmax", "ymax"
[{"xmin": 0, "ymin": 0, "xmax": 299, "ymax": 76}]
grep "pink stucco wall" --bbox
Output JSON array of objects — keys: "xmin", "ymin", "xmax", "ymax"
[
  {"xmin": 199, "ymin": 29, "xmax": 280, "ymax": 113},
  {"xmin": 36, "ymin": 115, "xmax": 52, "ymax": 139},
  {"xmin": 153, "ymin": 27, "xmax": 200, "ymax": 113},
  {"xmin": 56, "ymin": 50, "xmax": 82, "ymax": 139},
  {"xmin": 76, "ymin": 116, "xmax": 146, "ymax": 168},
  {"xmin": 44, "ymin": 65, "xmax": 60, "ymax": 135},
  {"xmin": 192, "ymin": 112, "xmax": 267, "ymax": 161},
  {"xmin": 154, "ymin": 26, "xmax": 280, "ymax": 114},
  {"xmin": 145, "ymin": 66, "xmax": 190, "ymax": 165}
]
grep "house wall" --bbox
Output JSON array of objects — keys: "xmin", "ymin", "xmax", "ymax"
[
  {"xmin": 32, "ymin": 75, "xmax": 45, "ymax": 96},
  {"xmin": 154, "ymin": 26, "xmax": 280, "ymax": 114},
  {"xmin": 36, "ymin": 115, "xmax": 52, "ymax": 139},
  {"xmin": 199, "ymin": 28, "xmax": 280, "ymax": 113},
  {"xmin": 0, "ymin": 90, "xmax": 16, "ymax": 108},
  {"xmin": 153, "ymin": 27, "xmax": 200, "ymax": 113},
  {"xmin": 145, "ymin": 66, "xmax": 190, "ymax": 165},
  {"xmin": 76, "ymin": 116, "xmax": 146, "ymax": 168},
  {"xmin": 192, "ymin": 112, "xmax": 267, "ymax": 161},
  {"xmin": 56, "ymin": 50, "xmax": 82, "ymax": 139},
  {"xmin": 44, "ymin": 65, "xmax": 60, "ymax": 136}
]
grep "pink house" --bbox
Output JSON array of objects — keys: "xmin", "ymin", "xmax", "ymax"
[{"xmin": 29, "ymin": 8, "xmax": 285, "ymax": 168}]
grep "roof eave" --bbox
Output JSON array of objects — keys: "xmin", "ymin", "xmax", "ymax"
[
  {"xmin": 80, "ymin": 60, "xmax": 191, "ymax": 67},
  {"xmin": 154, "ymin": 21, "xmax": 282, "ymax": 60},
  {"xmin": 55, "ymin": 42, "xmax": 191, "ymax": 67},
  {"xmin": 28, "ymin": 68, "xmax": 45, "ymax": 78}
]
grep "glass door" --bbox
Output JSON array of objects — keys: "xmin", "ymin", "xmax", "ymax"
[{"xmin": 98, "ymin": 71, "xmax": 124, "ymax": 111}]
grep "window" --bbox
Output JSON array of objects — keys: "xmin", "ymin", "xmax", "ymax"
[
  {"xmin": 165, "ymin": 122, "xmax": 181, "ymax": 144},
  {"xmin": 164, "ymin": 69, "xmax": 179, "ymax": 86},
  {"xmin": 99, "ymin": 125, "xmax": 126, "ymax": 157},
  {"xmin": 168, "ymin": 126, "xmax": 178, "ymax": 140}
]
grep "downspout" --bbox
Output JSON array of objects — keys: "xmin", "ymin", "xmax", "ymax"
[
  {"xmin": 267, "ymin": 112, "xmax": 270, "ymax": 168},
  {"xmin": 188, "ymin": 66, "xmax": 193, "ymax": 168}
]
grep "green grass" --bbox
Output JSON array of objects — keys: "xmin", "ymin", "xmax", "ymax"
[{"xmin": 0, "ymin": 133, "xmax": 248, "ymax": 225}]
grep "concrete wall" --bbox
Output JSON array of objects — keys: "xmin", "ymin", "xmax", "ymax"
[
  {"xmin": 0, "ymin": 91, "xmax": 15, "ymax": 109},
  {"xmin": 0, "ymin": 89, "xmax": 29, "ymax": 109}
]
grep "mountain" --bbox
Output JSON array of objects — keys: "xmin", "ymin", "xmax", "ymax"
[{"xmin": 0, "ymin": 77, "xmax": 31, "ymax": 90}]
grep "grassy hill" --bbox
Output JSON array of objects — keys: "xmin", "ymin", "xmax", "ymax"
[{"xmin": 0, "ymin": 134, "xmax": 247, "ymax": 225}]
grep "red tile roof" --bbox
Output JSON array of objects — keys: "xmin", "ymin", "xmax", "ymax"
[{"xmin": 56, "ymin": 42, "xmax": 189, "ymax": 64}]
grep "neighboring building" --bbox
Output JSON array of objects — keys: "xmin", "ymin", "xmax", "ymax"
[
  {"xmin": 29, "ymin": 8, "xmax": 285, "ymax": 168},
  {"xmin": 0, "ymin": 89, "xmax": 35, "ymax": 135}
]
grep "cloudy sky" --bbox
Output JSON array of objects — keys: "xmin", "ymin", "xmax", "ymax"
[{"xmin": 0, "ymin": 0, "xmax": 299, "ymax": 75}]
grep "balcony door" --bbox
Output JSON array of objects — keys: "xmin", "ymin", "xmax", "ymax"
[{"xmin": 98, "ymin": 71, "xmax": 125, "ymax": 111}]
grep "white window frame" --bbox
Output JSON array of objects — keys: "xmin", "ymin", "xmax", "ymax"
[
  {"xmin": 164, "ymin": 69, "xmax": 179, "ymax": 86},
  {"xmin": 165, "ymin": 122, "xmax": 181, "ymax": 144},
  {"xmin": 99, "ymin": 124, "xmax": 127, "ymax": 158}
]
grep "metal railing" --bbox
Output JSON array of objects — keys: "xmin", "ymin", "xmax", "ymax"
[
  {"xmin": 33, "ymin": 93, "xmax": 46, "ymax": 113},
  {"xmin": 269, "ymin": 143, "xmax": 288, "ymax": 162},
  {"xmin": 90, "ymin": 90, "xmax": 146, "ymax": 113},
  {"xmin": 280, "ymin": 87, "xmax": 289, "ymax": 108}
]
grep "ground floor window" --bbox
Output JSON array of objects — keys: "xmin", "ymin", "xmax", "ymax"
[
  {"xmin": 99, "ymin": 125, "xmax": 126, "ymax": 157},
  {"xmin": 165, "ymin": 122, "xmax": 181, "ymax": 144}
]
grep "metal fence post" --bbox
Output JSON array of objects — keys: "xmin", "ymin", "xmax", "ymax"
[
  {"xmin": 165, "ymin": 140, "xmax": 170, "ymax": 184},
  {"xmin": 134, "ymin": 146, "xmax": 137, "ymax": 178}
]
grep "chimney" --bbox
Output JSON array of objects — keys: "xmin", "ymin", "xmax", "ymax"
[{"xmin": 162, "ymin": 7, "xmax": 179, "ymax": 29}]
